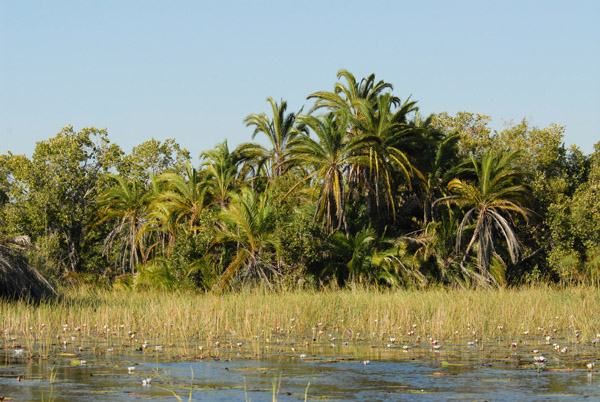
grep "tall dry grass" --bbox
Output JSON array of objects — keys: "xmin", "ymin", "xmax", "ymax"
[{"xmin": 1, "ymin": 285, "xmax": 599, "ymax": 350}]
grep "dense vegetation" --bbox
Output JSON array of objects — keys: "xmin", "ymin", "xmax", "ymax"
[{"xmin": 1, "ymin": 70, "xmax": 598, "ymax": 291}]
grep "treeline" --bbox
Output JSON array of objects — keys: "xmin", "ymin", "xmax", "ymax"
[{"xmin": 1, "ymin": 70, "xmax": 599, "ymax": 290}]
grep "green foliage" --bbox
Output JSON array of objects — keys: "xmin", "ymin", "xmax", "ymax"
[
  {"xmin": 3, "ymin": 127, "xmax": 121, "ymax": 274},
  {"xmin": 244, "ymin": 97, "xmax": 306, "ymax": 178},
  {"xmin": 437, "ymin": 149, "xmax": 532, "ymax": 287},
  {"xmin": 118, "ymin": 138, "xmax": 190, "ymax": 183},
  {"xmin": 2, "ymin": 70, "xmax": 597, "ymax": 290}
]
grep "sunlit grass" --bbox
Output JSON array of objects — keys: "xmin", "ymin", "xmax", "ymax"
[{"xmin": 1, "ymin": 285, "xmax": 599, "ymax": 357}]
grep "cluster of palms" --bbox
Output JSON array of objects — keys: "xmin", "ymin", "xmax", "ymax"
[{"xmin": 94, "ymin": 70, "xmax": 531, "ymax": 290}]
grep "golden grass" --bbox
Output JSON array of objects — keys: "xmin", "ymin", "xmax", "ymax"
[{"xmin": 1, "ymin": 285, "xmax": 599, "ymax": 353}]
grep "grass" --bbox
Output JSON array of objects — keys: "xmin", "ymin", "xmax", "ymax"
[{"xmin": 1, "ymin": 285, "xmax": 599, "ymax": 358}]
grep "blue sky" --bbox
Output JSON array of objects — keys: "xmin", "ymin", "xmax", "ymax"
[{"xmin": 1, "ymin": 0, "xmax": 598, "ymax": 159}]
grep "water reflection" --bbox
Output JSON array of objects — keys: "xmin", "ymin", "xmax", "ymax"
[{"xmin": 1, "ymin": 337, "xmax": 599, "ymax": 401}]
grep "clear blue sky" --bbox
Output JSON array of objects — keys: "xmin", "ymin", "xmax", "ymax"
[{"xmin": 1, "ymin": 0, "xmax": 598, "ymax": 159}]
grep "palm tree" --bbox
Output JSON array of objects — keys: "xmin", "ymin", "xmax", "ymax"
[
  {"xmin": 155, "ymin": 164, "xmax": 210, "ymax": 234},
  {"xmin": 350, "ymin": 93, "xmax": 425, "ymax": 221},
  {"xmin": 308, "ymin": 69, "xmax": 397, "ymax": 118},
  {"xmin": 421, "ymin": 130, "xmax": 461, "ymax": 225},
  {"xmin": 243, "ymin": 97, "xmax": 306, "ymax": 178},
  {"xmin": 135, "ymin": 174, "xmax": 176, "ymax": 264},
  {"xmin": 212, "ymin": 187, "xmax": 281, "ymax": 290},
  {"xmin": 286, "ymin": 113, "xmax": 368, "ymax": 235},
  {"xmin": 327, "ymin": 228, "xmax": 376, "ymax": 286},
  {"xmin": 93, "ymin": 175, "xmax": 148, "ymax": 274},
  {"xmin": 309, "ymin": 70, "xmax": 426, "ymax": 225},
  {"xmin": 201, "ymin": 141, "xmax": 257, "ymax": 207},
  {"xmin": 436, "ymin": 150, "xmax": 531, "ymax": 286}
]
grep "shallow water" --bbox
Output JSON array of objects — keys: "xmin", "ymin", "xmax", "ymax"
[{"xmin": 1, "ymin": 337, "xmax": 599, "ymax": 401}]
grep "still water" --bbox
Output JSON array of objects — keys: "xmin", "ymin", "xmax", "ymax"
[{"xmin": 1, "ymin": 339, "xmax": 599, "ymax": 401}]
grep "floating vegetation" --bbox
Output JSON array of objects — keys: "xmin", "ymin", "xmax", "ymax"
[{"xmin": 0, "ymin": 286, "xmax": 599, "ymax": 400}]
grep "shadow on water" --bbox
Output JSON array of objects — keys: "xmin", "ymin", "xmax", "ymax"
[{"xmin": 1, "ymin": 337, "xmax": 599, "ymax": 401}]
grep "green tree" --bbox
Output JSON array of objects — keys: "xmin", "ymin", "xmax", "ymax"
[
  {"xmin": 119, "ymin": 138, "xmax": 190, "ymax": 183},
  {"xmin": 308, "ymin": 69, "xmax": 396, "ymax": 118},
  {"xmin": 17, "ymin": 126, "xmax": 121, "ymax": 274},
  {"xmin": 213, "ymin": 187, "xmax": 281, "ymax": 290},
  {"xmin": 350, "ymin": 93, "xmax": 425, "ymax": 223},
  {"xmin": 437, "ymin": 150, "xmax": 531, "ymax": 286},
  {"xmin": 244, "ymin": 97, "xmax": 306, "ymax": 178},
  {"xmin": 546, "ymin": 142, "xmax": 600, "ymax": 283},
  {"xmin": 155, "ymin": 165, "xmax": 210, "ymax": 234},
  {"xmin": 201, "ymin": 141, "xmax": 260, "ymax": 207},
  {"xmin": 287, "ymin": 113, "xmax": 367, "ymax": 234},
  {"xmin": 431, "ymin": 111, "xmax": 493, "ymax": 157},
  {"xmin": 93, "ymin": 175, "xmax": 148, "ymax": 274}
]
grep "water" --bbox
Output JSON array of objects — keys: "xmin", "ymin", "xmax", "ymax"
[{"xmin": 1, "ymin": 338, "xmax": 599, "ymax": 401}]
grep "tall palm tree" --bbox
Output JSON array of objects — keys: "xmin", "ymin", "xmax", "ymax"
[
  {"xmin": 308, "ymin": 69, "xmax": 397, "ymax": 118},
  {"xmin": 350, "ymin": 93, "xmax": 424, "ymax": 221},
  {"xmin": 286, "ymin": 113, "xmax": 369, "ymax": 235},
  {"xmin": 93, "ymin": 175, "xmax": 148, "ymax": 274},
  {"xmin": 436, "ymin": 150, "xmax": 531, "ymax": 286},
  {"xmin": 213, "ymin": 187, "xmax": 280, "ymax": 290},
  {"xmin": 243, "ymin": 97, "xmax": 306, "ymax": 178}
]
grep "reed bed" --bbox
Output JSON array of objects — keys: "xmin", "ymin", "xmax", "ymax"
[{"xmin": 1, "ymin": 285, "xmax": 599, "ymax": 357}]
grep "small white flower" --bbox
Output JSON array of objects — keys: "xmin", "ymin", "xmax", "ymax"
[{"xmin": 142, "ymin": 378, "xmax": 151, "ymax": 386}]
